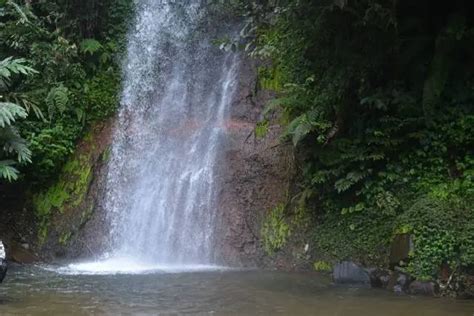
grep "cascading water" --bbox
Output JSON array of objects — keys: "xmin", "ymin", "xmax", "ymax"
[{"xmin": 68, "ymin": 0, "xmax": 240, "ymax": 273}]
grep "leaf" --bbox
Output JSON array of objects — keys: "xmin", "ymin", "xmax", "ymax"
[
  {"xmin": 0, "ymin": 160, "xmax": 19, "ymax": 181},
  {"xmin": 0, "ymin": 102, "xmax": 27, "ymax": 127},
  {"xmin": 0, "ymin": 126, "xmax": 31, "ymax": 163},
  {"xmin": 334, "ymin": 171, "xmax": 368, "ymax": 193},
  {"xmin": 46, "ymin": 85, "xmax": 70, "ymax": 119},
  {"xmin": 80, "ymin": 39, "xmax": 103, "ymax": 55},
  {"xmin": 285, "ymin": 115, "xmax": 312, "ymax": 146},
  {"xmin": 0, "ymin": 57, "xmax": 38, "ymax": 87}
]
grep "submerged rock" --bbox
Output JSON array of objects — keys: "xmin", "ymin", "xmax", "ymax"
[
  {"xmin": 0, "ymin": 241, "xmax": 7, "ymax": 283},
  {"xmin": 333, "ymin": 261, "xmax": 370, "ymax": 285}
]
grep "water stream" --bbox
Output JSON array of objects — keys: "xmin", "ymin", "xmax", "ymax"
[{"xmin": 83, "ymin": 0, "xmax": 239, "ymax": 271}]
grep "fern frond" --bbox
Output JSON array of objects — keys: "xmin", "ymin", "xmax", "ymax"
[
  {"xmin": 334, "ymin": 170, "xmax": 369, "ymax": 193},
  {"xmin": 0, "ymin": 160, "xmax": 19, "ymax": 181},
  {"xmin": 46, "ymin": 85, "xmax": 70, "ymax": 119},
  {"xmin": 0, "ymin": 102, "xmax": 28, "ymax": 127},
  {"xmin": 5, "ymin": 91, "xmax": 45, "ymax": 120},
  {"xmin": 0, "ymin": 57, "xmax": 38, "ymax": 87},
  {"xmin": 284, "ymin": 114, "xmax": 312, "ymax": 146},
  {"xmin": 6, "ymin": 0, "xmax": 29, "ymax": 23},
  {"xmin": 0, "ymin": 126, "xmax": 32, "ymax": 163},
  {"xmin": 80, "ymin": 39, "xmax": 103, "ymax": 55}
]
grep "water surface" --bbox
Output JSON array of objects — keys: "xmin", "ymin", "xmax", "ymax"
[{"xmin": 0, "ymin": 265, "xmax": 472, "ymax": 315}]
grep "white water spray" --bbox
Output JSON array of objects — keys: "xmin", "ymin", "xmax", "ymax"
[{"xmin": 67, "ymin": 0, "xmax": 239, "ymax": 274}]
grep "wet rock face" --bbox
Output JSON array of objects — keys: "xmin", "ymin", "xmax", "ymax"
[
  {"xmin": 0, "ymin": 241, "xmax": 7, "ymax": 283},
  {"xmin": 333, "ymin": 261, "xmax": 371, "ymax": 285},
  {"xmin": 213, "ymin": 57, "xmax": 295, "ymax": 267},
  {"xmin": 38, "ymin": 120, "xmax": 115, "ymax": 261}
]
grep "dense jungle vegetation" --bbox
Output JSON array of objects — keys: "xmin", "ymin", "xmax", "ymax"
[
  {"xmin": 241, "ymin": 0, "xmax": 473, "ymax": 286},
  {"xmin": 1, "ymin": 0, "xmax": 473, "ymax": 293},
  {"xmin": 0, "ymin": 0, "xmax": 132, "ymax": 183}
]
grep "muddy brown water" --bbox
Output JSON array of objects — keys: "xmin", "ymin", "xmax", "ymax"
[{"xmin": 0, "ymin": 265, "xmax": 473, "ymax": 315}]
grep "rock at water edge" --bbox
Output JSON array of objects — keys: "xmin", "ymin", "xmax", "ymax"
[{"xmin": 333, "ymin": 261, "xmax": 370, "ymax": 285}]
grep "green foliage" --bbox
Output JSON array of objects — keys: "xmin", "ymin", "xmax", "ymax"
[
  {"xmin": 243, "ymin": 0, "xmax": 474, "ymax": 280},
  {"xmin": 0, "ymin": 0, "xmax": 131, "ymax": 183},
  {"xmin": 80, "ymin": 39, "xmax": 103, "ymax": 55},
  {"xmin": 0, "ymin": 0, "xmax": 132, "ymax": 242},
  {"xmin": 261, "ymin": 204, "xmax": 291, "ymax": 255},
  {"xmin": 58, "ymin": 231, "xmax": 72, "ymax": 246},
  {"xmin": 0, "ymin": 57, "xmax": 37, "ymax": 86},
  {"xmin": 397, "ymin": 190, "xmax": 473, "ymax": 280},
  {"xmin": 258, "ymin": 65, "xmax": 283, "ymax": 92},
  {"xmin": 314, "ymin": 207, "xmax": 394, "ymax": 266},
  {"xmin": 83, "ymin": 69, "xmax": 121, "ymax": 121},
  {"xmin": 33, "ymin": 154, "xmax": 93, "ymax": 243},
  {"xmin": 255, "ymin": 120, "xmax": 269, "ymax": 138},
  {"xmin": 313, "ymin": 260, "xmax": 332, "ymax": 272},
  {"xmin": 0, "ymin": 56, "xmax": 37, "ymax": 181},
  {"xmin": 0, "ymin": 102, "xmax": 26, "ymax": 127},
  {"xmin": 45, "ymin": 84, "xmax": 70, "ymax": 120},
  {"xmin": 0, "ymin": 160, "xmax": 19, "ymax": 181}
]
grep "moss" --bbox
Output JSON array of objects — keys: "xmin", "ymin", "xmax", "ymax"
[
  {"xmin": 313, "ymin": 260, "xmax": 332, "ymax": 272},
  {"xmin": 79, "ymin": 204, "xmax": 94, "ymax": 228},
  {"xmin": 34, "ymin": 184, "xmax": 70, "ymax": 218},
  {"xmin": 261, "ymin": 204, "xmax": 291, "ymax": 255},
  {"xmin": 38, "ymin": 222, "xmax": 49, "ymax": 244},
  {"xmin": 255, "ymin": 120, "xmax": 269, "ymax": 138},
  {"xmin": 101, "ymin": 146, "xmax": 111, "ymax": 162},
  {"xmin": 33, "ymin": 152, "xmax": 94, "ymax": 244},
  {"xmin": 58, "ymin": 231, "xmax": 72, "ymax": 246},
  {"xmin": 258, "ymin": 65, "xmax": 283, "ymax": 92}
]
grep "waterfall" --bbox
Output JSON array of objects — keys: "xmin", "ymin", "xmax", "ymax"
[{"xmin": 84, "ymin": 1, "xmax": 239, "ymax": 270}]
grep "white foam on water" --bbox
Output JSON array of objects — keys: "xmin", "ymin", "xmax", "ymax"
[{"xmin": 49, "ymin": 257, "xmax": 231, "ymax": 275}]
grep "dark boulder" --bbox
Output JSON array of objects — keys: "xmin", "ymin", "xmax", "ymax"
[
  {"xmin": 387, "ymin": 270, "xmax": 411, "ymax": 294},
  {"xmin": 333, "ymin": 261, "xmax": 370, "ymax": 285},
  {"xmin": 7, "ymin": 241, "xmax": 38, "ymax": 264},
  {"xmin": 457, "ymin": 275, "xmax": 474, "ymax": 299},
  {"xmin": 408, "ymin": 281, "xmax": 438, "ymax": 296},
  {"xmin": 368, "ymin": 268, "xmax": 392, "ymax": 288},
  {"xmin": 0, "ymin": 241, "xmax": 7, "ymax": 283}
]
